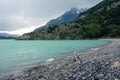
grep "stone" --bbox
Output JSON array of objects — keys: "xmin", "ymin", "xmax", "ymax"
[{"xmin": 111, "ymin": 61, "xmax": 120, "ymax": 68}]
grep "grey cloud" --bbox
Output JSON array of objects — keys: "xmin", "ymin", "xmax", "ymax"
[{"xmin": 0, "ymin": 0, "xmax": 102, "ymax": 31}]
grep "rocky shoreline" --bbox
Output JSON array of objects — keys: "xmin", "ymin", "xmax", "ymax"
[{"xmin": 2, "ymin": 39, "xmax": 120, "ymax": 80}]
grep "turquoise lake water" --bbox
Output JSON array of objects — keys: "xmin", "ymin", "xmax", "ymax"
[{"xmin": 0, "ymin": 40, "xmax": 109, "ymax": 76}]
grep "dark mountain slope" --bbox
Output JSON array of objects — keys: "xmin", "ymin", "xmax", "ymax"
[
  {"xmin": 18, "ymin": 0, "xmax": 120, "ymax": 40},
  {"xmin": 34, "ymin": 8, "xmax": 86, "ymax": 32}
]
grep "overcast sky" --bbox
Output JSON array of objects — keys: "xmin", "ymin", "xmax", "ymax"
[{"xmin": 0, "ymin": 0, "xmax": 102, "ymax": 35}]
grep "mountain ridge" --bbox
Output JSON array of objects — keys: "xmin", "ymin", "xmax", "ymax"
[
  {"xmin": 17, "ymin": 0, "xmax": 120, "ymax": 40},
  {"xmin": 0, "ymin": 33, "xmax": 19, "ymax": 39},
  {"xmin": 34, "ymin": 8, "xmax": 86, "ymax": 32}
]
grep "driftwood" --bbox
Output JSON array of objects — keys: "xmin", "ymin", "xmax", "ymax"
[
  {"xmin": 73, "ymin": 53, "xmax": 78, "ymax": 61},
  {"xmin": 73, "ymin": 51, "xmax": 82, "ymax": 64}
]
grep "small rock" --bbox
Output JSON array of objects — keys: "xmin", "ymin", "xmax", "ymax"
[
  {"xmin": 111, "ymin": 61, "xmax": 120, "ymax": 68},
  {"xmin": 114, "ymin": 78, "xmax": 119, "ymax": 80}
]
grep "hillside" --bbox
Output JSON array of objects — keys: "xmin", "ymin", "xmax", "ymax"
[
  {"xmin": 34, "ymin": 8, "xmax": 86, "ymax": 32},
  {"xmin": 17, "ymin": 0, "xmax": 120, "ymax": 40}
]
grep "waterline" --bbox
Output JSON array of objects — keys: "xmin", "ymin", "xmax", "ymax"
[{"xmin": 0, "ymin": 40, "xmax": 109, "ymax": 76}]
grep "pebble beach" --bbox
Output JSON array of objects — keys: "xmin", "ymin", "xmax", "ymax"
[{"xmin": 2, "ymin": 39, "xmax": 120, "ymax": 80}]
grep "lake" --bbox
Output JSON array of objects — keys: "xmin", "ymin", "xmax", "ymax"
[{"xmin": 0, "ymin": 40, "xmax": 109, "ymax": 76}]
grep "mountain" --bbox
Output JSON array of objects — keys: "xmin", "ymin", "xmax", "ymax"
[
  {"xmin": 46, "ymin": 8, "xmax": 81, "ymax": 25},
  {"xmin": 0, "ymin": 33, "xmax": 19, "ymax": 39},
  {"xmin": 17, "ymin": 0, "xmax": 120, "ymax": 40},
  {"xmin": 34, "ymin": 8, "xmax": 86, "ymax": 32}
]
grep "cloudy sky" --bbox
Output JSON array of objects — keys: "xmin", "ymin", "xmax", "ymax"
[{"xmin": 0, "ymin": 0, "xmax": 102, "ymax": 35}]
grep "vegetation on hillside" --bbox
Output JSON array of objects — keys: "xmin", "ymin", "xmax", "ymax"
[{"xmin": 17, "ymin": 0, "xmax": 120, "ymax": 40}]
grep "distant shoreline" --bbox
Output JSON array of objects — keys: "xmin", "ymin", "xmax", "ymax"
[{"xmin": 2, "ymin": 39, "xmax": 120, "ymax": 80}]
